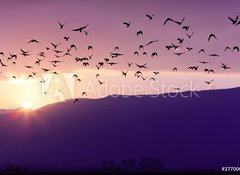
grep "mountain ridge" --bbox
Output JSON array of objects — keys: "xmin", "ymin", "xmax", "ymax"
[{"xmin": 0, "ymin": 87, "xmax": 240, "ymax": 172}]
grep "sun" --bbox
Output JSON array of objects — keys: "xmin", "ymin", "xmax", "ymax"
[{"xmin": 22, "ymin": 101, "xmax": 33, "ymax": 110}]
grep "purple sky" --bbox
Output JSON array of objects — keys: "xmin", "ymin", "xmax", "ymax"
[{"xmin": 0, "ymin": 0, "xmax": 240, "ymax": 108}]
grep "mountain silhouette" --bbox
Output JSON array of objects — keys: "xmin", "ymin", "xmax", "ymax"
[{"xmin": 0, "ymin": 88, "xmax": 240, "ymax": 172}]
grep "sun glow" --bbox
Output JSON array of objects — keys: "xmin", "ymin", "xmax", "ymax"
[{"xmin": 22, "ymin": 101, "xmax": 34, "ymax": 110}]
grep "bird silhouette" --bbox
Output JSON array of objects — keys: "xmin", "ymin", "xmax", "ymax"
[
  {"xmin": 114, "ymin": 47, "xmax": 119, "ymax": 51},
  {"xmin": 173, "ymin": 67, "xmax": 177, "ymax": 72},
  {"xmin": 138, "ymin": 45, "xmax": 144, "ymax": 50},
  {"xmin": 208, "ymin": 33, "xmax": 217, "ymax": 41},
  {"xmin": 136, "ymin": 63, "xmax": 147, "ymax": 69},
  {"xmin": 24, "ymin": 65, "xmax": 34, "ymax": 69},
  {"xmin": 108, "ymin": 62, "xmax": 118, "ymax": 66},
  {"xmin": 121, "ymin": 71, "xmax": 128, "ymax": 78},
  {"xmin": 83, "ymin": 62, "xmax": 89, "ymax": 66},
  {"xmin": 165, "ymin": 45, "xmax": 173, "ymax": 50},
  {"xmin": 123, "ymin": 21, "xmax": 131, "ymax": 28},
  {"xmin": 174, "ymin": 87, "xmax": 181, "ymax": 91},
  {"xmin": 88, "ymin": 45, "xmax": 93, "ymax": 50},
  {"xmin": 198, "ymin": 49, "xmax": 206, "ymax": 54},
  {"xmin": 205, "ymin": 79, "xmax": 214, "ymax": 85},
  {"xmin": 73, "ymin": 99, "xmax": 79, "ymax": 103},
  {"xmin": 186, "ymin": 32, "xmax": 193, "ymax": 39},
  {"xmin": 142, "ymin": 52, "xmax": 147, "ymax": 57},
  {"xmin": 153, "ymin": 71, "xmax": 159, "ymax": 75},
  {"xmin": 224, "ymin": 46, "xmax": 231, "ymax": 52},
  {"xmin": 151, "ymin": 52, "xmax": 158, "ymax": 58},
  {"xmin": 209, "ymin": 69, "xmax": 215, "ymax": 74},
  {"xmin": 110, "ymin": 53, "xmax": 124, "ymax": 58},
  {"xmin": 98, "ymin": 80, "xmax": 104, "ymax": 85},
  {"xmin": 233, "ymin": 46, "xmax": 239, "ymax": 52},
  {"xmin": 228, "ymin": 15, "xmax": 239, "ymax": 25},
  {"xmin": 145, "ymin": 39, "xmax": 158, "ymax": 46},
  {"xmin": 182, "ymin": 25, "xmax": 189, "ymax": 31},
  {"xmin": 20, "ymin": 49, "xmax": 30, "ymax": 57},
  {"xmin": 82, "ymin": 92, "xmax": 87, "ymax": 96},
  {"xmin": 199, "ymin": 61, "xmax": 209, "ymax": 64},
  {"xmin": 51, "ymin": 42, "xmax": 61, "ymax": 49},
  {"xmin": 177, "ymin": 38, "xmax": 184, "ymax": 44},
  {"xmin": 64, "ymin": 36, "xmax": 70, "ymax": 41},
  {"xmin": 72, "ymin": 24, "xmax": 89, "ymax": 32},
  {"xmin": 163, "ymin": 18, "xmax": 174, "ymax": 25},
  {"xmin": 40, "ymin": 79, "xmax": 46, "ymax": 83},
  {"xmin": 221, "ymin": 63, "xmax": 231, "ymax": 70},
  {"xmin": 104, "ymin": 58, "xmax": 109, "ymax": 62},
  {"xmin": 28, "ymin": 39, "xmax": 40, "ymax": 43},
  {"xmin": 209, "ymin": 54, "xmax": 219, "ymax": 57},
  {"xmin": 0, "ymin": 59, "xmax": 7, "ymax": 67},
  {"xmin": 70, "ymin": 44, "xmax": 77, "ymax": 50},
  {"xmin": 171, "ymin": 43, "xmax": 181, "ymax": 50},
  {"xmin": 186, "ymin": 47, "xmax": 193, "ymax": 51},
  {"xmin": 146, "ymin": 14, "xmax": 154, "ymax": 20},
  {"xmin": 127, "ymin": 62, "xmax": 133, "ymax": 67},
  {"xmin": 72, "ymin": 74, "xmax": 78, "ymax": 79},
  {"xmin": 175, "ymin": 17, "xmax": 185, "ymax": 25},
  {"xmin": 174, "ymin": 52, "xmax": 185, "ymax": 56},
  {"xmin": 84, "ymin": 31, "xmax": 88, "ymax": 35},
  {"xmin": 149, "ymin": 77, "xmax": 156, "ymax": 81},
  {"xmin": 41, "ymin": 68, "xmax": 51, "ymax": 72},
  {"xmin": 58, "ymin": 21, "xmax": 66, "ymax": 29},
  {"xmin": 137, "ymin": 30, "xmax": 143, "ymax": 36},
  {"xmin": 134, "ymin": 51, "xmax": 139, "ymax": 56}
]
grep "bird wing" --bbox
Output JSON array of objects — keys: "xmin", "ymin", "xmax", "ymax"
[
  {"xmin": 228, "ymin": 16, "xmax": 235, "ymax": 23},
  {"xmin": 163, "ymin": 18, "xmax": 172, "ymax": 25},
  {"xmin": 72, "ymin": 28, "xmax": 80, "ymax": 31}
]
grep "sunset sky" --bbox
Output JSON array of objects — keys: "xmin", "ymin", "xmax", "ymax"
[{"xmin": 1, "ymin": 0, "xmax": 240, "ymax": 109}]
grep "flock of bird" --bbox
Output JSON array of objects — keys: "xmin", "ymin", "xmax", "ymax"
[{"xmin": 0, "ymin": 14, "xmax": 237, "ymax": 102}]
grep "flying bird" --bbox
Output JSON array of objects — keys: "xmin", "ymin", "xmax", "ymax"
[
  {"xmin": 228, "ymin": 15, "xmax": 239, "ymax": 25},
  {"xmin": 174, "ymin": 52, "xmax": 185, "ymax": 56},
  {"xmin": 127, "ymin": 62, "xmax": 133, "ymax": 67},
  {"xmin": 221, "ymin": 63, "xmax": 231, "ymax": 70},
  {"xmin": 233, "ymin": 46, "xmax": 239, "ymax": 52},
  {"xmin": 123, "ymin": 21, "xmax": 131, "ymax": 28},
  {"xmin": 28, "ymin": 39, "xmax": 40, "ymax": 43},
  {"xmin": 72, "ymin": 24, "xmax": 89, "ymax": 32},
  {"xmin": 136, "ymin": 63, "xmax": 147, "ymax": 69},
  {"xmin": 146, "ymin": 14, "xmax": 154, "ymax": 20},
  {"xmin": 182, "ymin": 25, "xmax": 189, "ymax": 31},
  {"xmin": 198, "ymin": 49, "xmax": 206, "ymax": 54},
  {"xmin": 199, "ymin": 61, "xmax": 209, "ymax": 64},
  {"xmin": 209, "ymin": 54, "xmax": 219, "ymax": 57},
  {"xmin": 208, "ymin": 33, "xmax": 217, "ymax": 41},
  {"xmin": 121, "ymin": 71, "xmax": 128, "ymax": 78},
  {"xmin": 137, "ymin": 30, "xmax": 143, "ymax": 36},
  {"xmin": 177, "ymin": 38, "xmax": 184, "ymax": 44},
  {"xmin": 51, "ymin": 42, "xmax": 61, "ymax": 49},
  {"xmin": 224, "ymin": 46, "xmax": 231, "ymax": 52},
  {"xmin": 73, "ymin": 99, "xmax": 79, "ymax": 103},
  {"xmin": 205, "ymin": 79, "xmax": 214, "ymax": 85},
  {"xmin": 173, "ymin": 67, "xmax": 177, "ymax": 72},
  {"xmin": 145, "ymin": 39, "xmax": 158, "ymax": 46},
  {"xmin": 58, "ymin": 21, "xmax": 66, "ymax": 29},
  {"xmin": 186, "ymin": 32, "xmax": 193, "ymax": 39},
  {"xmin": 64, "ymin": 36, "xmax": 70, "ymax": 41}
]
